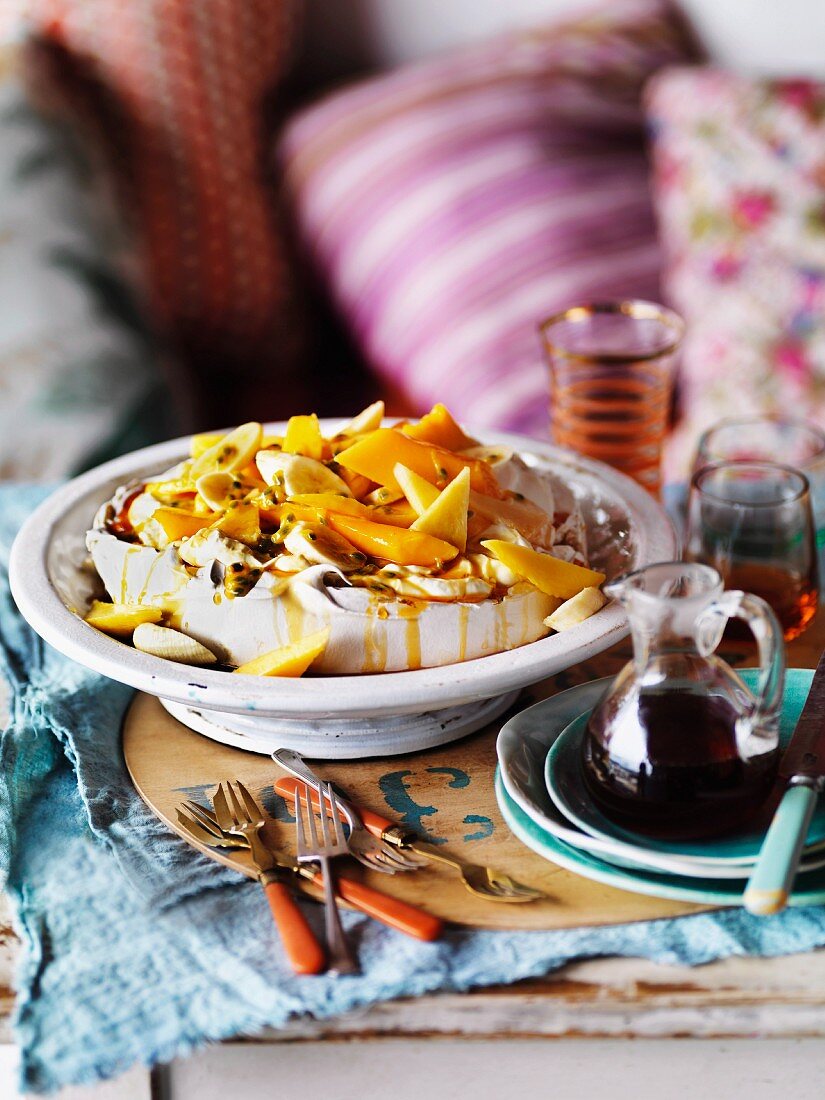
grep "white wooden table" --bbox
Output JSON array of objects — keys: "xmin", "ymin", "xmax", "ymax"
[{"xmin": 4, "ymin": 907, "xmax": 825, "ymax": 1098}]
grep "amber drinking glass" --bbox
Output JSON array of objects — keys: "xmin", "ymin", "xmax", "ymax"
[
  {"xmin": 692, "ymin": 416, "xmax": 825, "ymax": 564},
  {"xmin": 540, "ymin": 300, "xmax": 684, "ymax": 498},
  {"xmin": 685, "ymin": 462, "xmax": 819, "ymax": 642}
]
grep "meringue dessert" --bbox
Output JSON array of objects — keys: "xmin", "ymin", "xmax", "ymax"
[{"xmin": 84, "ymin": 403, "xmax": 606, "ymax": 675}]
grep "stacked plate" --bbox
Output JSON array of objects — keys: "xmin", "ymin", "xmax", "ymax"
[{"xmin": 496, "ymin": 668, "xmax": 825, "ymax": 906}]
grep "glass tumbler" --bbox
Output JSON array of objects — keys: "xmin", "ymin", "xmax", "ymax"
[
  {"xmin": 685, "ymin": 461, "xmax": 819, "ymax": 642},
  {"xmin": 540, "ymin": 300, "xmax": 684, "ymax": 498},
  {"xmin": 692, "ymin": 416, "xmax": 825, "ymax": 562}
]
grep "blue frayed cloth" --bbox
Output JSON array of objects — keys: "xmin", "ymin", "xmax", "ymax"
[{"xmin": 4, "ymin": 483, "xmax": 825, "ymax": 1094}]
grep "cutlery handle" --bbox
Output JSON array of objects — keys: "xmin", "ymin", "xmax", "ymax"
[
  {"xmin": 275, "ymin": 777, "xmax": 395, "ymax": 836},
  {"xmin": 335, "ymin": 875, "xmax": 443, "ymax": 941},
  {"xmin": 262, "ymin": 877, "xmax": 326, "ymax": 975},
  {"xmin": 744, "ymin": 783, "xmax": 818, "ymax": 916},
  {"xmin": 352, "ymin": 806, "xmax": 397, "ymax": 836}
]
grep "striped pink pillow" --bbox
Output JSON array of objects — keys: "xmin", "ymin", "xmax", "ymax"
[{"xmin": 278, "ymin": 0, "xmax": 699, "ymax": 437}]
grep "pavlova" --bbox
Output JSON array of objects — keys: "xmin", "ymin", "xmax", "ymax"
[{"xmin": 84, "ymin": 403, "xmax": 606, "ymax": 675}]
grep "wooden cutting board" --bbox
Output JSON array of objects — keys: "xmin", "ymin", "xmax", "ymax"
[{"xmin": 123, "ymin": 670, "xmax": 712, "ymax": 930}]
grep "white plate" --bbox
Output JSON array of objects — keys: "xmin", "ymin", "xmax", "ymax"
[
  {"xmin": 497, "ymin": 676, "xmax": 825, "ymax": 880},
  {"xmin": 9, "ymin": 423, "xmax": 676, "ymax": 758}
]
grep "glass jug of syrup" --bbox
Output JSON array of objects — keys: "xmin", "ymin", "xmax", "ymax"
[{"xmin": 582, "ymin": 561, "xmax": 786, "ymax": 840}]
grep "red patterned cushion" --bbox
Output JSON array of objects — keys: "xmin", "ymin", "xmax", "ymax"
[
  {"xmin": 278, "ymin": 0, "xmax": 699, "ymax": 438},
  {"xmin": 13, "ymin": 0, "xmax": 297, "ymax": 418}
]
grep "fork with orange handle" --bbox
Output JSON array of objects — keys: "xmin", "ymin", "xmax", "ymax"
[{"xmin": 178, "ymin": 788, "xmax": 443, "ymax": 955}]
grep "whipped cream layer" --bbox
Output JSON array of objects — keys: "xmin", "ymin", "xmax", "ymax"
[
  {"xmin": 86, "ymin": 455, "xmax": 587, "ymax": 674},
  {"xmin": 86, "ymin": 535, "xmax": 558, "ymax": 672}
]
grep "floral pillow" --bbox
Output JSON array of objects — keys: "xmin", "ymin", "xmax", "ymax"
[{"xmin": 646, "ymin": 68, "xmax": 825, "ymax": 479}]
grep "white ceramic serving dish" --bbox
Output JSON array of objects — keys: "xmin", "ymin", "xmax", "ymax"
[{"xmin": 9, "ymin": 423, "xmax": 676, "ymax": 758}]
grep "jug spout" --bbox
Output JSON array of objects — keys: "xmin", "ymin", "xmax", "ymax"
[
  {"xmin": 616, "ymin": 558, "xmax": 721, "ymax": 638},
  {"xmin": 609, "ymin": 560, "xmax": 725, "ymax": 657},
  {"xmin": 607, "ymin": 561, "xmax": 723, "ymax": 606},
  {"xmin": 603, "ymin": 575, "xmax": 634, "ymax": 605}
]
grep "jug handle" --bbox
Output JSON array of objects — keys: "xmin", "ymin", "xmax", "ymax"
[{"xmin": 696, "ymin": 590, "xmax": 785, "ymax": 751}]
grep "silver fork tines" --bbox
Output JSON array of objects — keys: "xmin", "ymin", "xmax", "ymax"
[
  {"xmin": 272, "ymin": 749, "xmax": 425, "ymax": 874},
  {"xmin": 295, "ymin": 782, "xmax": 359, "ymax": 976}
]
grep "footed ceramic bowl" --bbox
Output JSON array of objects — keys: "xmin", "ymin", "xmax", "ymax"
[{"xmin": 9, "ymin": 424, "xmax": 676, "ymax": 758}]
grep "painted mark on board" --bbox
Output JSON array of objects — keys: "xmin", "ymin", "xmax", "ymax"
[{"xmin": 378, "ymin": 767, "xmax": 494, "ymax": 844}]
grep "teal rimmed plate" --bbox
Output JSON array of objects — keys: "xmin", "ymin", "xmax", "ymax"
[
  {"xmin": 497, "ymin": 669, "xmax": 825, "ymax": 880},
  {"xmin": 495, "ymin": 769, "xmax": 825, "ymax": 907},
  {"xmin": 545, "ymin": 669, "xmax": 825, "ymax": 867}
]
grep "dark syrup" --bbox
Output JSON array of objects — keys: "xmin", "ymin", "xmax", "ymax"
[{"xmin": 582, "ymin": 691, "xmax": 779, "ymax": 840}]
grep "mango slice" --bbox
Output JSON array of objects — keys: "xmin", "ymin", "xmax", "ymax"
[
  {"xmin": 264, "ymin": 502, "xmax": 321, "ymax": 529},
  {"xmin": 288, "ymin": 492, "xmax": 415, "ymax": 525},
  {"xmin": 481, "ymin": 540, "xmax": 605, "ymax": 599},
  {"xmin": 370, "ymin": 502, "xmax": 417, "ymax": 528},
  {"xmin": 336, "ymin": 428, "xmax": 501, "ymax": 497},
  {"xmin": 190, "ymin": 422, "xmax": 263, "ymax": 480},
  {"xmin": 410, "ymin": 467, "xmax": 470, "ymax": 553},
  {"xmin": 290, "ymin": 493, "xmax": 371, "ymax": 518},
  {"xmin": 283, "ymin": 414, "xmax": 325, "ymax": 460},
  {"xmin": 153, "ymin": 508, "xmax": 217, "ymax": 541},
  {"xmin": 85, "ymin": 601, "xmax": 163, "ymax": 637},
  {"xmin": 275, "ymin": 495, "xmax": 416, "ymax": 530},
  {"xmin": 327, "ymin": 513, "xmax": 458, "ymax": 566},
  {"xmin": 402, "ymin": 403, "xmax": 476, "ymax": 451},
  {"xmin": 394, "ymin": 463, "xmax": 440, "ymax": 515},
  {"xmin": 234, "ymin": 628, "xmax": 331, "ymax": 677},
  {"xmin": 336, "ymin": 466, "xmax": 374, "ymax": 499},
  {"xmin": 215, "ymin": 500, "xmax": 260, "ymax": 545},
  {"xmin": 144, "ymin": 477, "xmax": 197, "ymax": 505},
  {"xmin": 236, "ymin": 461, "xmax": 268, "ymax": 486}
]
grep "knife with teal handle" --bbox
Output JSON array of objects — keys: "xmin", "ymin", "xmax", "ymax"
[{"xmin": 744, "ymin": 651, "xmax": 825, "ymax": 916}]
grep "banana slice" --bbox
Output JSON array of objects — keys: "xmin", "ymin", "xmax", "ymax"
[
  {"xmin": 284, "ymin": 522, "xmax": 366, "ymax": 573},
  {"xmin": 196, "ymin": 471, "xmax": 253, "ymax": 511},
  {"xmin": 270, "ymin": 553, "xmax": 308, "ymax": 574},
  {"xmin": 189, "ymin": 422, "xmax": 263, "ymax": 480},
  {"xmin": 177, "ymin": 528, "xmax": 261, "ymax": 569},
  {"xmin": 337, "ymin": 400, "xmax": 385, "ymax": 437},
  {"xmin": 255, "ymin": 451, "xmax": 352, "ymax": 497},
  {"xmin": 132, "ymin": 623, "xmax": 218, "ymax": 666},
  {"xmin": 468, "ymin": 553, "xmax": 520, "ymax": 587},
  {"xmin": 544, "ymin": 586, "xmax": 607, "ymax": 631}
]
